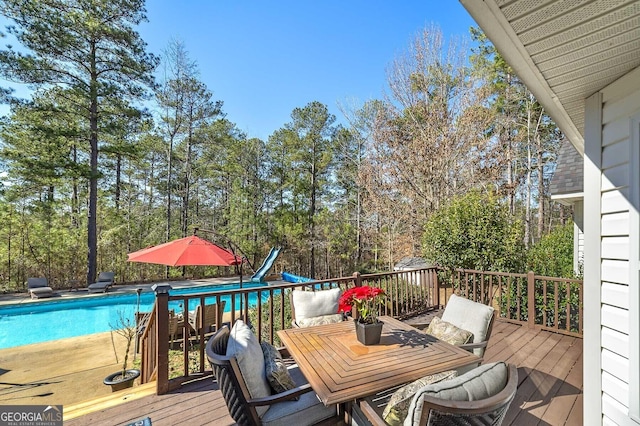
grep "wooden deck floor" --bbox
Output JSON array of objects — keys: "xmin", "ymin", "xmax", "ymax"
[{"xmin": 65, "ymin": 319, "xmax": 583, "ymax": 426}]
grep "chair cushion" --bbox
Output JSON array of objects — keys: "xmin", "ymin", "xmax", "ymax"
[
  {"xmin": 382, "ymin": 370, "xmax": 457, "ymax": 426},
  {"xmin": 261, "ymin": 365, "xmax": 336, "ymax": 426},
  {"xmin": 296, "ymin": 313, "xmax": 344, "ymax": 328},
  {"xmin": 403, "ymin": 362, "xmax": 509, "ymax": 426},
  {"xmin": 292, "ymin": 288, "xmax": 341, "ymax": 321},
  {"xmin": 261, "ymin": 342, "xmax": 297, "ymax": 395},
  {"xmin": 29, "ymin": 287, "xmax": 53, "ymax": 295},
  {"xmin": 27, "ymin": 278, "xmax": 49, "ymax": 289},
  {"xmin": 226, "ymin": 320, "xmax": 271, "ymax": 416},
  {"xmin": 441, "ymin": 294, "xmax": 494, "ymax": 356},
  {"xmin": 425, "ymin": 317, "xmax": 473, "ymax": 345}
]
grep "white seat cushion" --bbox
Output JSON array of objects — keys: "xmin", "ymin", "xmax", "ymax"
[
  {"xmin": 296, "ymin": 313, "xmax": 344, "ymax": 328},
  {"xmin": 292, "ymin": 288, "xmax": 341, "ymax": 322},
  {"xmin": 441, "ymin": 294, "xmax": 494, "ymax": 356},
  {"xmin": 226, "ymin": 320, "xmax": 271, "ymax": 416}
]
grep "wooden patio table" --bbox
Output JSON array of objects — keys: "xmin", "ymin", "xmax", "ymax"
[{"xmin": 277, "ymin": 315, "xmax": 481, "ymax": 408}]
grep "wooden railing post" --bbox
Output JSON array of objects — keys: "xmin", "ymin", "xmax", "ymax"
[
  {"xmin": 353, "ymin": 271, "xmax": 362, "ymax": 287},
  {"xmin": 527, "ymin": 271, "xmax": 535, "ymax": 329},
  {"xmin": 152, "ymin": 283, "xmax": 172, "ymax": 395},
  {"xmin": 352, "ymin": 272, "xmax": 361, "ymax": 320},
  {"xmin": 434, "ymin": 269, "xmax": 440, "ymax": 308}
]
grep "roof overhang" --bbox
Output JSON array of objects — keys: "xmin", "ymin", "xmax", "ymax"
[
  {"xmin": 551, "ymin": 192, "xmax": 584, "ymax": 206},
  {"xmin": 460, "ymin": 0, "xmax": 584, "ymax": 154},
  {"xmin": 460, "ymin": 0, "xmax": 640, "ymax": 157}
]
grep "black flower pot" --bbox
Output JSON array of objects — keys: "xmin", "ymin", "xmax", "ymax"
[
  {"xmin": 355, "ymin": 320, "xmax": 383, "ymax": 345},
  {"xmin": 103, "ymin": 369, "xmax": 140, "ymax": 392}
]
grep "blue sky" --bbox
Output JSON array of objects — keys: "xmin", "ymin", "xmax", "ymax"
[
  {"xmin": 139, "ymin": 1, "xmax": 477, "ymax": 140},
  {"xmin": 0, "ymin": 2, "xmax": 478, "ymax": 141}
]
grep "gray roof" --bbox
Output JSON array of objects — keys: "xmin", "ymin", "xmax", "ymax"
[
  {"xmin": 550, "ymin": 141, "xmax": 583, "ymax": 197},
  {"xmin": 393, "ymin": 257, "xmax": 430, "ymax": 270}
]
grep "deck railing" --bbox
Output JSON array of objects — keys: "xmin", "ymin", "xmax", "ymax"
[
  {"xmin": 140, "ymin": 268, "xmax": 440, "ymax": 394},
  {"xmin": 440, "ymin": 268, "xmax": 583, "ymax": 337},
  {"xmin": 140, "ymin": 266, "xmax": 582, "ymax": 395}
]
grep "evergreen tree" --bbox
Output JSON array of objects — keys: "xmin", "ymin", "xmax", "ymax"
[{"xmin": 0, "ymin": 0, "xmax": 158, "ymax": 283}]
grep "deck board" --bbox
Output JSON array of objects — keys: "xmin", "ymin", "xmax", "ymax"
[{"xmin": 65, "ymin": 319, "xmax": 583, "ymax": 426}]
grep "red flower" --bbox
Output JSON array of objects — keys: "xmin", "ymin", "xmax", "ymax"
[{"xmin": 339, "ymin": 285, "xmax": 386, "ymax": 324}]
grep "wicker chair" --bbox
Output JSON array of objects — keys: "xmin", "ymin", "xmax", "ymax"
[
  {"xmin": 355, "ymin": 363, "xmax": 518, "ymax": 426},
  {"xmin": 188, "ymin": 300, "xmax": 226, "ymax": 335},
  {"xmin": 205, "ymin": 324, "xmax": 337, "ymax": 426}
]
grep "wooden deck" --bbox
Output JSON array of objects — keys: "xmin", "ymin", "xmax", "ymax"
[{"xmin": 65, "ymin": 319, "xmax": 583, "ymax": 426}]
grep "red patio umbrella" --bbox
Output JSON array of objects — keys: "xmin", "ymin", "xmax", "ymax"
[{"xmin": 127, "ymin": 235, "xmax": 242, "ymax": 267}]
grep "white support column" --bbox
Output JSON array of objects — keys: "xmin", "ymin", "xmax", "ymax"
[{"xmin": 583, "ymin": 91, "xmax": 603, "ymax": 424}]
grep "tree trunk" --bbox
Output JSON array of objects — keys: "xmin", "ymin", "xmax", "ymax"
[
  {"xmin": 72, "ymin": 144, "xmax": 79, "ymax": 228},
  {"xmin": 309, "ymin": 157, "xmax": 317, "ymax": 278},
  {"xmin": 165, "ymin": 137, "xmax": 173, "ymax": 279},
  {"xmin": 115, "ymin": 153, "xmax": 122, "ymax": 211},
  {"xmin": 86, "ymin": 41, "xmax": 98, "ymax": 285}
]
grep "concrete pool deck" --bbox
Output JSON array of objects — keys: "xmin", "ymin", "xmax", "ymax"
[
  {"xmin": 0, "ymin": 275, "xmax": 284, "ymax": 411},
  {"xmin": 0, "ymin": 330, "xmax": 136, "ymax": 407},
  {"xmin": 0, "ymin": 275, "xmax": 254, "ymax": 306}
]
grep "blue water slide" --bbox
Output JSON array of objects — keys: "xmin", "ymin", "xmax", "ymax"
[
  {"xmin": 281, "ymin": 271, "xmax": 314, "ymax": 283},
  {"xmin": 250, "ymin": 247, "xmax": 281, "ymax": 282}
]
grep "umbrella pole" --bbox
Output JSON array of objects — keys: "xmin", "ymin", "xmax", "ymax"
[{"xmin": 238, "ymin": 259, "xmax": 243, "ymax": 321}]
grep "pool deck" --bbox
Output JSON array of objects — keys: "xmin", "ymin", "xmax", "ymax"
[{"xmin": 0, "ymin": 276, "xmax": 283, "ymax": 407}]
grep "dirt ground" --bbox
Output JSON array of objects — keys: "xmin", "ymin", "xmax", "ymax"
[{"xmin": 0, "ymin": 330, "xmax": 137, "ymax": 406}]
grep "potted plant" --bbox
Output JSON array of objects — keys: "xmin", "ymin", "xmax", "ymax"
[
  {"xmin": 104, "ymin": 311, "xmax": 140, "ymax": 392},
  {"xmin": 339, "ymin": 286, "xmax": 386, "ymax": 345}
]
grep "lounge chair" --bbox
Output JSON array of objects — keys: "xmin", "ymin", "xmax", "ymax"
[
  {"xmin": 188, "ymin": 300, "xmax": 226, "ymax": 335},
  {"xmin": 27, "ymin": 277, "xmax": 55, "ymax": 299},
  {"xmin": 87, "ymin": 271, "xmax": 115, "ymax": 293}
]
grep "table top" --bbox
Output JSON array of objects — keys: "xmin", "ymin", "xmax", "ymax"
[{"xmin": 277, "ymin": 316, "xmax": 480, "ymax": 405}]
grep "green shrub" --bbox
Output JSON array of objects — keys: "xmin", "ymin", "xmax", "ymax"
[
  {"xmin": 422, "ymin": 190, "xmax": 525, "ymax": 272},
  {"xmin": 527, "ymin": 222, "xmax": 576, "ymax": 278}
]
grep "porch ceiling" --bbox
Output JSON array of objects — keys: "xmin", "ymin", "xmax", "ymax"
[{"xmin": 460, "ymin": 0, "xmax": 640, "ymax": 155}]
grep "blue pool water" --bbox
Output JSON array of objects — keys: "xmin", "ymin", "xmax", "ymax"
[{"xmin": 0, "ymin": 282, "xmax": 268, "ymax": 349}]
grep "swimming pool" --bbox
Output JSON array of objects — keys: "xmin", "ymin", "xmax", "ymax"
[{"xmin": 0, "ymin": 282, "xmax": 268, "ymax": 349}]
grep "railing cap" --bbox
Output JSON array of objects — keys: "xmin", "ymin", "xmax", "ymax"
[{"xmin": 151, "ymin": 283, "xmax": 173, "ymax": 295}]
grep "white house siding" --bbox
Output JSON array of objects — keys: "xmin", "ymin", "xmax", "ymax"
[
  {"xmin": 589, "ymin": 66, "xmax": 640, "ymax": 425},
  {"xmin": 575, "ymin": 200, "xmax": 585, "ymax": 275}
]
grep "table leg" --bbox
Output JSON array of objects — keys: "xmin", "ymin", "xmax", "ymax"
[{"xmin": 340, "ymin": 400, "xmax": 352, "ymax": 425}]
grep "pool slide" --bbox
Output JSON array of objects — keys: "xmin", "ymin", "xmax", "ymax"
[
  {"xmin": 250, "ymin": 247, "xmax": 281, "ymax": 282},
  {"xmin": 281, "ymin": 271, "xmax": 314, "ymax": 283}
]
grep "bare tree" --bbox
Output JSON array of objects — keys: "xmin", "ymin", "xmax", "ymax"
[{"xmin": 366, "ymin": 24, "xmax": 496, "ymax": 255}]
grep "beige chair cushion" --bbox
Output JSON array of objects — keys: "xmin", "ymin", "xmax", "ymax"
[
  {"xmin": 425, "ymin": 316, "xmax": 473, "ymax": 345},
  {"xmin": 382, "ymin": 370, "xmax": 457, "ymax": 426},
  {"xmin": 226, "ymin": 320, "xmax": 271, "ymax": 416},
  {"xmin": 292, "ymin": 288, "xmax": 341, "ymax": 321},
  {"xmin": 261, "ymin": 342, "xmax": 297, "ymax": 395}
]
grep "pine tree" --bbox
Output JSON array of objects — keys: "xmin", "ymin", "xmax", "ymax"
[{"xmin": 0, "ymin": 0, "xmax": 158, "ymax": 283}]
